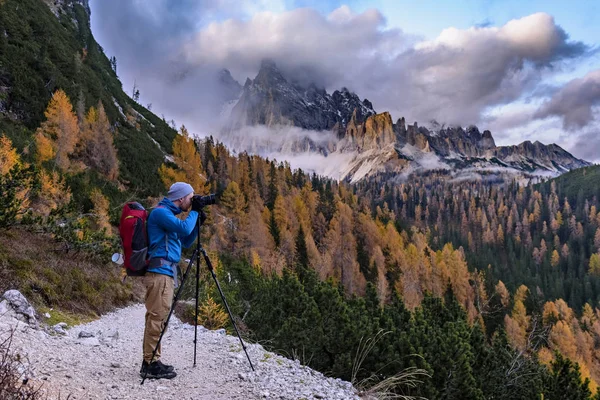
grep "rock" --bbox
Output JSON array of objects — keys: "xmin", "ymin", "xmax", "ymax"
[
  {"xmin": 44, "ymin": 312, "xmax": 51, "ymax": 318},
  {"xmin": 78, "ymin": 331, "xmax": 94, "ymax": 338},
  {"xmin": 52, "ymin": 323, "xmax": 67, "ymax": 335},
  {"xmin": 76, "ymin": 337, "xmax": 101, "ymax": 346},
  {"xmin": 228, "ymin": 60, "xmax": 374, "ymax": 132},
  {"xmin": 2, "ymin": 290, "xmax": 37, "ymax": 326},
  {"xmin": 215, "ymin": 329, "xmax": 226, "ymax": 336},
  {"xmin": 0, "ymin": 299, "xmax": 11, "ymax": 315},
  {"xmin": 99, "ymin": 329, "xmax": 119, "ymax": 346}
]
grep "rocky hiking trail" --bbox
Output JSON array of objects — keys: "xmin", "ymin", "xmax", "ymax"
[{"xmin": 0, "ymin": 292, "xmax": 360, "ymax": 399}]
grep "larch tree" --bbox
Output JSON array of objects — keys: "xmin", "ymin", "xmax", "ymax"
[
  {"xmin": 159, "ymin": 126, "xmax": 206, "ymax": 193},
  {"xmin": 36, "ymin": 89, "xmax": 79, "ymax": 171},
  {"xmin": 495, "ymin": 280, "xmax": 510, "ymax": 308},
  {"xmin": 324, "ymin": 201, "xmax": 365, "ymax": 296},
  {"xmin": 551, "ymin": 250, "xmax": 560, "ymax": 267},
  {"xmin": 80, "ymin": 102, "xmax": 119, "ymax": 180},
  {"xmin": 0, "ymin": 134, "xmax": 19, "ymax": 175},
  {"xmin": 0, "ymin": 135, "xmax": 31, "ymax": 226},
  {"xmin": 220, "ymin": 181, "xmax": 247, "ymax": 253},
  {"xmin": 90, "ymin": 188, "xmax": 111, "ymax": 234},
  {"xmin": 590, "ymin": 254, "xmax": 600, "ymax": 276},
  {"xmin": 32, "ymin": 169, "xmax": 72, "ymax": 216}
]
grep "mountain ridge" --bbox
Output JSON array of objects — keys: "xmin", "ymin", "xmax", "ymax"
[{"xmin": 222, "ymin": 60, "xmax": 590, "ymax": 181}]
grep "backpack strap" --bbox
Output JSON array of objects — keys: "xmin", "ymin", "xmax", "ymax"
[{"xmin": 147, "ymin": 205, "xmax": 169, "ymax": 256}]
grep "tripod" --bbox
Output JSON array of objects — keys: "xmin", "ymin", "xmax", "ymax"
[{"xmin": 141, "ymin": 220, "xmax": 255, "ymax": 384}]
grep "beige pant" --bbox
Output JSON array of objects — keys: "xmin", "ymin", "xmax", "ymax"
[{"xmin": 142, "ymin": 272, "xmax": 174, "ymax": 363}]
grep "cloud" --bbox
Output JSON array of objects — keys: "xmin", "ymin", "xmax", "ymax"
[
  {"xmin": 89, "ymin": 3, "xmax": 592, "ymax": 156},
  {"xmin": 566, "ymin": 125, "xmax": 600, "ymax": 164},
  {"xmin": 177, "ymin": 10, "xmax": 588, "ymax": 126},
  {"xmin": 389, "ymin": 13, "xmax": 589, "ymax": 125},
  {"xmin": 534, "ymin": 69, "xmax": 600, "ymax": 129},
  {"xmin": 88, "ymin": 0, "xmax": 282, "ymax": 132},
  {"xmin": 182, "ymin": 6, "xmax": 411, "ymax": 89}
]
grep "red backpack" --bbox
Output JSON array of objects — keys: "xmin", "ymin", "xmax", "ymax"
[{"xmin": 119, "ymin": 202, "xmax": 150, "ymax": 276}]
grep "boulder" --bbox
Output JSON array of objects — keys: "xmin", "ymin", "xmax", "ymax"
[{"xmin": 1, "ymin": 290, "xmax": 37, "ymax": 327}]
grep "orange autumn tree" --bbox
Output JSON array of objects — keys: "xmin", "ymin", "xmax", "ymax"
[
  {"xmin": 89, "ymin": 188, "xmax": 111, "ymax": 234},
  {"xmin": 35, "ymin": 89, "xmax": 79, "ymax": 171},
  {"xmin": 0, "ymin": 135, "xmax": 33, "ymax": 225},
  {"xmin": 32, "ymin": 170, "xmax": 72, "ymax": 216},
  {"xmin": 80, "ymin": 102, "xmax": 119, "ymax": 181},
  {"xmin": 159, "ymin": 126, "xmax": 207, "ymax": 193},
  {"xmin": 0, "ymin": 134, "xmax": 19, "ymax": 175}
]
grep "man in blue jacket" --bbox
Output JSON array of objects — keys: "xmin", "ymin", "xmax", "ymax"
[{"xmin": 140, "ymin": 181, "xmax": 204, "ymax": 379}]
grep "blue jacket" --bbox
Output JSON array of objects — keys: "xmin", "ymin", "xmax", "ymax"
[{"xmin": 146, "ymin": 197, "xmax": 199, "ymax": 277}]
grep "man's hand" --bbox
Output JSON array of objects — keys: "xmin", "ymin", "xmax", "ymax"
[{"xmin": 191, "ymin": 195, "xmax": 204, "ymax": 212}]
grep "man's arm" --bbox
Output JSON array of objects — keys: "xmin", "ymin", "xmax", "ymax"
[
  {"xmin": 181, "ymin": 209, "xmax": 207, "ymax": 248},
  {"xmin": 153, "ymin": 208, "xmax": 199, "ymax": 236},
  {"xmin": 181, "ymin": 223, "xmax": 200, "ymax": 248}
]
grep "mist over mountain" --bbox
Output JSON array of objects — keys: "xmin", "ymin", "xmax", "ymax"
[{"xmin": 215, "ymin": 60, "xmax": 591, "ymax": 182}]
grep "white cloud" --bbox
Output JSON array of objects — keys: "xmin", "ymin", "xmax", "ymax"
[{"xmin": 90, "ymin": 2, "xmax": 595, "ymax": 159}]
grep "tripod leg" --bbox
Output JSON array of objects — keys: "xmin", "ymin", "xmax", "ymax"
[
  {"xmin": 200, "ymin": 248, "xmax": 255, "ymax": 371},
  {"xmin": 141, "ymin": 248, "xmax": 198, "ymax": 384},
  {"xmin": 193, "ymin": 222, "xmax": 201, "ymax": 367}
]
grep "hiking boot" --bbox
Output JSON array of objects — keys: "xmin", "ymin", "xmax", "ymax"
[
  {"xmin": 140, "ymin": 360, "xmax": 174, "ymax": 373},
  {"xmin": 140, "ymin": 361, "xmax": 177, "ymax": 379}
]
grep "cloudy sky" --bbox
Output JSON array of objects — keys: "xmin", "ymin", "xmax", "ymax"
[{"xmin": 89, "ymin": 0, "xmax": 600, "ymax": 163}]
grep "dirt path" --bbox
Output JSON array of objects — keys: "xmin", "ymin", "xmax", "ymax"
[{"xmin": 1, "ymin": 303, "xmax": 359, "ymax": 399}]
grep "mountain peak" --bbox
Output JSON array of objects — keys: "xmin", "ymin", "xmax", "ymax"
[
  {"xmin": 227, "ymin": 60, "xmax": 375, "ymax": 131},
  {"xmin": 255, "ymin": 59, "xmax": 286, "ymax": 87}
]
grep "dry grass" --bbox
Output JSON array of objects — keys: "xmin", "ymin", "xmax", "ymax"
[
  {"xmin": 352, "ymin": 330, "xmax": 430, "ymax": 400},
  {"xmin": 0, "ymin": 328, "xmax": 45, "ymax": 399},
  {"xmin": 0, "ymin": 227, "xmax": 139, "ymax": 321}
]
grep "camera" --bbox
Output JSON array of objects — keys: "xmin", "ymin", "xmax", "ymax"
[{"xmin": 192, "ymin": 193, "xmax": 216, "ymax": 208}]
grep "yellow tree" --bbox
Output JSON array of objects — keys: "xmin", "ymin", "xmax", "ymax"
[
  {"xmin": 324, "ymin": 201, "xmax": 365, "ymax": 296},
  {"xmin": 551, "ymin": 250, "xmax": 560, "ymax": 267},
  {"xmin": 36, "ymin": 89, "xmax": 79, "ymax": 171},
  {"xmin": 0, "ymin": 135, "xmax": 32, "ymax": 219},
  {"xmin": 32, "ymin": 170, "xmax": 72, "ymax": 216},
  {"xmin": 549, "ymin": 320, "xmax": 577, "ymax": 360},
  {"xmin": 220, "ymin": 181, "xmax": 247, "ymax": 253},
  {"xmin": 505, "ymin": 285, "xmax": 530, "ymax": 351},
  {"xmin": 159, "ymin": 126, "xmax": 206, "ymax": 193},
  {"xmin": 80, "ymin": 102, "xmax": 119, "ymax": 180},
  {"xmin": 590, "ymin": 254, "xmax": 600, "ymax": 276},
  {"xmin": 495, "ymin": 280, "xmax": 510, "ymax": 307},
  {"xmin": 0, "ymin": 134, "xmax": 19, "ymax": 175},
  {"xmin": 90, "ymin": 188, "xmax": 111, "ymax": 234}
]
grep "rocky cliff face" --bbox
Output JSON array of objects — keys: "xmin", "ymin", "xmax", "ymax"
[
  {"xmin": 222, "ymin": 59, "xmax": 590, "ymax": 182},
  {"xmin": 341, "ymin": 111, "xmax": 395, "ymax": 151},
  {"xmin": 228, "ymin": 60, "xmax": 374, "ymax": 131}
]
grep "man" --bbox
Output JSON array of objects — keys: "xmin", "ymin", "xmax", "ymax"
[{"xmin": 140, "ymin": 181, "xmax": 205, "ymax": 379}]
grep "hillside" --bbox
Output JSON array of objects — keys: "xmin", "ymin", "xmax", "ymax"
[
  {"xmin": 0, "ymin": 0, "xmax": 177, "ymax": 199},
  {"xmin": 538, "ymin": 164, "xmax": 600, "ymax": 206}
]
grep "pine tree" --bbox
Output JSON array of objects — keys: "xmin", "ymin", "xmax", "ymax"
[{"xmin": 544, "ymin": 352, "xmax": 592, "ymax": 400}]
